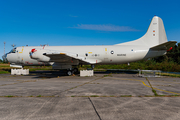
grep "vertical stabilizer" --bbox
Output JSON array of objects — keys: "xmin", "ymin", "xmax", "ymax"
[
  {"xmin": 116, "ymin": 16, "xmax": 168, "ymax": 47},
  {"xmin": 142, "ymin": 16, "xmax": 167, "ymax": 47}
]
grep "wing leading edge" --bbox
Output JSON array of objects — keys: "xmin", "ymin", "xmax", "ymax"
[{"xmin": 43, "ymin": 52, "xmax": 102, "ymax": 64}]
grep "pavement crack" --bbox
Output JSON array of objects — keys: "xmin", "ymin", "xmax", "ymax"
[
  {"xmin": 25, "ymin": 97, "xmax": 54, "ymax": 120},
  {"xmin": 0, "ymin": 82, "xmax": 24, "ymax": 86},
  {"xmin": 52, "ymin": 77, "xmax": 104, "ymax": 97},
  {"xmin": 88, "ymin": 97, "xmax": 102, "ymax": 120},
  {"xmin": 145, "ymin": 77, "xmax": 153, "ymax": 89},
  {"xmin": 146, "ymin": 77, "xmax": 158, "ymax": 96},
  {"xmin": 64, "ymin": 77, "xmax": 104, "ymax": 92},
  {"xmin": 0, "ymin": 80, "xmax": 37, "ymax": 87}
]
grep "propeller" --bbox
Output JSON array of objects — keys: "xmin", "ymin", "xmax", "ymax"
[{"xmin": 29, "ymin": 48, "xmax": 50, "ymax": 62}]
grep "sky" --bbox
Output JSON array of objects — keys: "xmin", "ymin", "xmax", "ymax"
[{"xmin": 0, "ymin": 0, "xmax": 180, "ymax": 58}]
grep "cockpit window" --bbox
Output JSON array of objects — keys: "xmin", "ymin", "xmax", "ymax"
[{"xmin": 9, "ymin": 48, "xmax": 16, "ymax": 53}]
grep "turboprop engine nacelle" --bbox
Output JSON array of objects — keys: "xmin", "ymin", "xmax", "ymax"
[{"xmin": 30, "ymin": 49, "xmax": 50, "ymax": 62}]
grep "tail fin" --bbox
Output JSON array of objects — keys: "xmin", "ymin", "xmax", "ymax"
[
  {"xmin": 142, "ymin": 16, "xmax": 167, "ymax": 47},
  {"xmin": 117, "ymin": 16, "xmax": 168, "ymax": 47}
]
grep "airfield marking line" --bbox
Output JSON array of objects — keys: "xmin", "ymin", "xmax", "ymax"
[
  {"xmin": 106, "ymin": 77, "xmax": 180, "ymax": 95},
  {"xmin": 142, "ymin": 80, "xmax": 180, "ymax": 84}
]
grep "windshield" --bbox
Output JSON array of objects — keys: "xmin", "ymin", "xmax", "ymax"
[{"xmin": 9, "ymin": 48, "xmax": 17, "ymax": 53}]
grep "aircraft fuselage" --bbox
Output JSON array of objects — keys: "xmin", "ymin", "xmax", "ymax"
[{"xmin": 6, "ymin": 45, "xmax": 166, "ymax": 66}]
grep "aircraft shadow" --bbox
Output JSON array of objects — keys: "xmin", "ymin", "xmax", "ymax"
[{"xmin": 28, "ymin": 70, "xmax": 138, "ymax": 78}]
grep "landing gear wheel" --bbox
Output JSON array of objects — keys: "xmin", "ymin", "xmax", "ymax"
[
  {"xmin": 73, "ymin": 68, "xmax": 79, "ymax": 74},
  {"xmin": 67, "ymin": 70, "xmax": 72, "ymax": 76},
  {"xmin": 91, "ymin": 64, "xmax": 95, "ymax": 70}
]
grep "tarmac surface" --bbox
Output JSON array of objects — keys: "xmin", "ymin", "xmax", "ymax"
[{"xmin": 0, "ymin": 71, "xmax": 180, "ymax": 120}]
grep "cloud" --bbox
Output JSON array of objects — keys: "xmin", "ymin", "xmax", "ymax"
[{"xmin": 70, "ymin": 24, "xmax": 139, "ymax": 32}]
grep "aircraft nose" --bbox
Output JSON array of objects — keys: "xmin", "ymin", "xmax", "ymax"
[{"xmin": 2, "ymin": 53, "xmax": 8, "ymax": 62}]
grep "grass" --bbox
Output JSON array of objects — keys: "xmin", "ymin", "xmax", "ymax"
[
  {"xmin": 146, "ymin": 77, "xmax": 159, "ymax": 96},
  {"xmin": 161, "ymin": 73, "xmax": 180, "ymax": 78},
  {"xmin": 143, "ymin": 95, "xmax": 154, "ymax": 97},
  {"xmin": 0, "ymin": 64, "xmax": 11, "ymax": 74},
  {"xmin": 0, "ymin": 64, "xmax": 10, "ymax": 67},
  {"xmin": 5, "ymin": 95, "xmax": 14, "ymax": 97},
  {"xmin": 0, "ymin": 95, "xmax": 179, "ymax": 98},
  {"xmin": 120, "ymin": 95, "xmax": 132, "ymax": 97},
  {"xmin": 103, "ymin": 74, "xmax": 113, "ymax": 77},
  {"xmin": 81, "ymin": 60, "xmax": 180, "ymax": 72},
  {"xmin": 0, "ymin": 64, "xmax": 52, "ymax": 74},
  {"xmin": 0, "ymin": 71, "xmax": 10, "ymax": 74},
  {"xmin": 110, "ymin": 95, "xmax": 115, "ymax": 97},
  {"xmin": 155, "ymin": 95, "xmax": 180, "ymax": 97},
  {"xmin": 24, "ymin": 66, "xmax": 52, "ymax": 71},
  {"xmin": 90, "ymin": 95, "xmax": 99, "ymax": 97},
  {"xmin": 152, "ymin": 89, "xmax": 158, "ymax": 96},
  {"xmin": 70, "ymin": 95, "xmax": 180, "ymax": 97},
  {"xmin": 70, "ymin": 95, "xmax": 116, "ymax": 97}
]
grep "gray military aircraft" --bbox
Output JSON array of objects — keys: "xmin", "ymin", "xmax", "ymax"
[{"xmin": 2, "ymin": 16, "xmax": 176, "ymax": 75}]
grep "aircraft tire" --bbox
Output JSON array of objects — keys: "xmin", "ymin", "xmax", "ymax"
[
  {"xmin": 73, "ymin": 68, "xmax": 79, "ymax": 74},
  {"xmin": 67, "ymin": 70, "xmax": 72, "ymax": 76}
]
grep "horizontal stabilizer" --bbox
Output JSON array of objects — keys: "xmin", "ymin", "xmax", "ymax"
[{"xmin": 150, "ymin": 41, "xmax": 177, "ymax": 50}]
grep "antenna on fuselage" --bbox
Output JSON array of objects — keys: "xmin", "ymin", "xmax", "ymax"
[
  {"xmin": 11, "ymin": 44, "xmax": 16, "ymax": 49},
  {"xmin": 40, "ymin": 44, "xmax": 49, "ymax": 46}
]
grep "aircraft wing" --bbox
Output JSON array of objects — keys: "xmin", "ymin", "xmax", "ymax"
[
  {"xmin": 43, "ymin": 51, "xmax": 101, "ymax": 64},
  {"xmin": 150, "ymin": 41, "xmax": 177, "ymax": 50}
]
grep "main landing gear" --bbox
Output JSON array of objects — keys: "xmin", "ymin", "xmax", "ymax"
[
  {"xmin": 66, "ymin": 68, "xmax": 79, "ymax": 76},
  {"xmin": 66, "ymin": 65, "xmax": 94, "ymax": 76}
]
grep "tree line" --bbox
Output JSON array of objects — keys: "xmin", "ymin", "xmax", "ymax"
[{"xmin": 152, "ymin": 42, "xmax": 180, "ymax": 64}]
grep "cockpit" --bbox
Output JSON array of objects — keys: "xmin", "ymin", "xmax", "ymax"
[
  {"xmin": 9, "ymin": 48, "xmax": 17, "ymax": 53},
  {"xmin": 2, "ymin": 48, "xmax": 17, "ymax": 62},
  {"xmin": 2, "ymin": 47, "xmax": 18, "ymax": 64}
]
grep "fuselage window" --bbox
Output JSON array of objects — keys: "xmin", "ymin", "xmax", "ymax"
[{"xmin": 10, "ymin": 48, "xmax": 16, "ymax": 53}]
